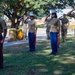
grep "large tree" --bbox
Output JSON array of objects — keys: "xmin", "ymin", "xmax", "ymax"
[
  {"xmin": 0, "ymin": 0, "xmax": 42, "ymax": 28},
  {"xmin": 0, "ymin": 0, "xmax": 50, "ymax": 28},
  {"xmin": 43, "ymin": 0, "xmax": 75, "ymax": 14},
  {"xmin": 0, "ymin": 0, "xmax": 75, "ymax": 28}
]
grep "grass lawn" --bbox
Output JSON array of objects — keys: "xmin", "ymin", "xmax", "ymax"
[{"xmin": 0, "ymin": 35, "xmax": 75, "ymax": 75}]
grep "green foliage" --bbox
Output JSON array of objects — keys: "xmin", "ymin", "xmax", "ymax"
[
  {"xmin": 0, "ymin": 0, "xmax": 75, "ymax": 16},
  {"xmin": 0, "ymin": 0, "xmax": 75, "ymax": 27}
]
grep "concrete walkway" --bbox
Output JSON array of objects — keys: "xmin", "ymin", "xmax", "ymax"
[{"xmin": 4, "ymin": 28, "xmax": 74, "ymax": 47}]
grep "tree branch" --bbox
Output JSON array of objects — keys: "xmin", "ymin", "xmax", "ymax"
[{"xmin": 4, "ymin": 11, "xmax": 12, "ymax": 20}]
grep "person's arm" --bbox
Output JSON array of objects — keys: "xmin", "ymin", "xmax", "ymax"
[
  {"xmin": 3, "ymin": 29, "xmax": 7, "ymax": 39},
  {"xmin": 45, "ymin": 14, "xmax": 50, "ymax": 21},
  {"xmin": 34, "ymin": 21, "xmax": 38, "ymax": 34},
  {"xmin": 24, "ymin": 15, "xmax": 28, "ymax": 23},
  {"xmin": 57, "ymin": 20, "xmax": 60, "ymax": 34},
  {"xmin": 19, "ymin": 15, "xmax": 28, "ymax": 23},
  {"xmin": 67, "ymin": 21, "xmax": 69, "ymax": 29},
  {"xmin": 67, "ymin": 9, "xmax": 75, "ymax": 17},
  {"xmin": 0, "ymin": 29, "xmax": 7, "ymax": 43},
  {"xmin": 0, "ymin": 20, "xmax": 7, "ymax": 43},
  {"xmin": 64, "ymin": 18, "xmax": 69, "ymax": 29},
  {"xmin": 35, "ymin": 26, "xmax": 37, "ymax": 34}
]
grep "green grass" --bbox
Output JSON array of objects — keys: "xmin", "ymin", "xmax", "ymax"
[{"xmin": 0, "ymin": 36, "xmax": 75, "ymax": 75}]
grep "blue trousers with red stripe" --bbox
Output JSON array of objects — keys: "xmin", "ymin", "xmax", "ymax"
[
  {"xmin": 50, "ymin": 32, "xmax": 58, "ymax": 54},
  {"xmin": 28, "ymin": 32, "xmax": 36, "ymax": 51},
  {"xmin": 0, "ymin": 34, "xmax": 3, "ymax": 69}
]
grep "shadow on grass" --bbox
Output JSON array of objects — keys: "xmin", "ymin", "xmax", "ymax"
[{"xmin": 0, "ymin": 37, "xmax": 75, "ymax": 75}]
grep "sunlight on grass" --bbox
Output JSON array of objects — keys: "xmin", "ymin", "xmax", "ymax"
[
  {"xmin": 63, "ymin": 56, "xmax": 75, "ymax": 63},
  {"xmin": 42, "ymin": 50, "xmax": 51, "ymax": 55},
  {"xmin": 4, "ymin": 53, "xmax": 12, "ymax": 57},
  {"xmin": 35, "ymin": 49, "xmax": 51, "ymax": 56},
  {"xmin": 59, "ymin": 59, "xmax": 75, "ymax": 64},
  {"xmin": 72, "ymin": 73, "xmax": 75, "ymax": 75},
  {"xmin": 62, "ymin": 54, "xmax": 72, "ymax": 56},
  {"xmin": 54, "ymin": 70, "xmax": 62, "ymax": 75},
  {"xmin": 38, "ymin": 68, "xmax": 48, "ymax": 73},
  {"xmin": 46, "ymin": 46, "xmax": 50, "ymax": 48},
  {"xmin": 52, "ymin": 54, "xmax": 75, "ymax": 64},
  {"xmin": 35, "ymin": 64, "xmax": 46, "ymax": 67}
]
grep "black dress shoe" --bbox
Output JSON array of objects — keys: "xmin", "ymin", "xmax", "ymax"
[
  {"xmin": 53, "ymin": 53, "xmax": 57, "ymax": 55},
  {"xmin": 50, "ymin": 52, "xmax": 54, "ymax": 55},
  {"xmin": 50, "ymin": 52, "xmax": 57, "ymax": 55}
]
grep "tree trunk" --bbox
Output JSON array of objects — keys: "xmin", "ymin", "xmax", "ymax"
[
  {"xmin": 8, "ymin": 17, "xmax": 21, "ymax": 42},
  {"xmin": 11, "ymin": 20, "xmax": 15, "ymax": 28},
  {"xmin": 11, "ymin": 18, "xmax": 20, "ymax": 28}
]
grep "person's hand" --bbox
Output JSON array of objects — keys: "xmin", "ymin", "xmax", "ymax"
[
  {"xmin": 24, "ymin": 15, "xmax": 27, "ymax": 20},
  {"xmin": 73, "ymin": 8, "xmax": 75, "ymax": 11},
  {"xmin": 67, "ymin": 25, "xmax": 69, "ymax": 29},
  {"xmin": 47, "ymin": 14, "xmax": 50, "ymax": 17},
  {"xmin": 0, "ymin": 39, "xmax": 4, "ymax": 43},
  {"xmin": 34, "ymin": 31, "xmax": 36, "ymax": 35},
  {"xmin": 57, "ymin": 33, "xmax": 60, "ymax": 36},
  {"xmin": 71, "ymin": 8, "xmax": 75, "ymax": 12},
  {"xmin": 34, "ymin": 30, "xmax": 37, "ymax": 35}
]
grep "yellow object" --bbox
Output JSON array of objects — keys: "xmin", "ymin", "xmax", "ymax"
[
  {"xmin": 72, "ymin": 25, "xmax": 75, "ymax": 29},
  {"xmin": 18, "ymin": 30, "xmax": 23, "ymax": 40}
]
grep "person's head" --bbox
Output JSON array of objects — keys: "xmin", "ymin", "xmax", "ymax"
[
  {"xmin": 63, "ymin": 14, "xmax": 66, "ymax": 18},
  {"xmin": 29, "ymin": 14, "xmax": 36, "ymax": 20},
  {"xmin": 47, "ymin": 17, "xmax": 51, "ymax": 22},
  {"xmin": 51, "ymin": 13, "xmax": 57, "ymax": 18}
]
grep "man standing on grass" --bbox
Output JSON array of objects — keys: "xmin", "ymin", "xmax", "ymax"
[
  {"xmin": 0, "ymin": 11, "xmax": 7, "ymax": 69},
  {"xmin": 45, "ymin": 16, "xmax": 51, "ymax": 40},
  {"xmin": 24, "ymin": 14, "xmax": 37, "ymax": 52},
  {"xmin": 60, "ymin": 14, "xmax": 69, "ymax": 42}
]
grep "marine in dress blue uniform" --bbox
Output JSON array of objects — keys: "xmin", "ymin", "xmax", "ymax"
[
  {"xmin": 25, "ymin": 14, "xmax": 37, "ymax": 52},
  {"xmin": 45, "ymin": 12, "xmax": 60, "ymax": 55}
]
